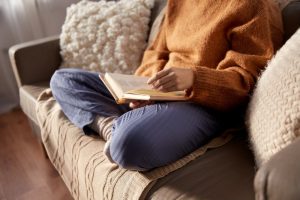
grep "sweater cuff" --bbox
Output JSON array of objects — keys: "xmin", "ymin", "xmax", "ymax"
[{"xmin": 189, "ymin": 66, "xmax": 226, "ymax": 110}]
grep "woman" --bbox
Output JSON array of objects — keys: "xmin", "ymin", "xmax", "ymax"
[{"xmin": 50, "ymin": 0, "xmax": 283, "ymax": 171}]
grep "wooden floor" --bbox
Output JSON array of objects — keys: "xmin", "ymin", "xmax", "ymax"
[{"xmin": 0, "ymin": 109, "xmax": 73, "ymax": 200}]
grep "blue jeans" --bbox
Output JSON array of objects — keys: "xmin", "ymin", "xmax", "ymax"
[{"xmin": 50, "ymin": 68, "xmax": 226, "ymax": 171}]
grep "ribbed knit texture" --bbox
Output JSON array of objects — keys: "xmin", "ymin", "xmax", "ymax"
[
  {"xmin": 135, "ymin": 0, "xmax": 283, "ymax": 112},
  {"xmin": 36, "ymin": 89, "xmax": 233, "ymax": 200},
  {"xmin": 246, "ymin": 29, "xmax": 300, "ymax": 166}
]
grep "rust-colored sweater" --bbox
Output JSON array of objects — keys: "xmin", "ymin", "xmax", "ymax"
[{"xmin": 135, "ymin": 0, "xmax": 283, "ymax": 112}]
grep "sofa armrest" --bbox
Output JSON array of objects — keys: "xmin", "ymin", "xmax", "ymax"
[
  {"xmin": 9, "ymin": 35, "xmax": 61, "ymax": 87},
  {"xmin": 254, "ymin": 137, "xmax": 300, "ymax": 200}
]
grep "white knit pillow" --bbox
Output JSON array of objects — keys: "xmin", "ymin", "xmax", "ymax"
[
  {"xmin": 246, "ymin": 29, "xmax": 300, "ymax": 166},
  {"xmin": 60, "ymin": 0, "xmax": 154, "ymax": 74}
]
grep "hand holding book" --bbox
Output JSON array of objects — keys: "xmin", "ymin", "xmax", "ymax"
[
  {"xmin": 147, "ymin": 67, "xmax": 195, "ymax": 92},
  {"xmin": 99, "ymin": 69, "xmax": 191, "ymax": 104},
  {"xmin": 129, "ymin": 100, "xmax": 154, "ymax": 109}
]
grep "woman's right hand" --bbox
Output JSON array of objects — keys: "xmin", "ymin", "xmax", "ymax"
[{"xmin": 129, "ymin": 100, "xmax": 154, "ymax": 109}]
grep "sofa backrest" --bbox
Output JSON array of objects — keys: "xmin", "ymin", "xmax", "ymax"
[
  {"xmin": 149, "ymin": 0, "xmax": 300, "ymax": 42},
  {"xmin": 282, "ymin": 0, "xmax": 300, "ymax": 42},
  {"xmin": 149, "ymin": 0, "xmax": 167, "ymax": 28}
]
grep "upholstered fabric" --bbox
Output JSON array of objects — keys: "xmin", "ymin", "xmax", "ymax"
[
  {"xmin": 19, "ymin": 82, "xmax": 49, "ymax": 124},
  {"xmin": 247, "ymin": 28, "xmax": 300, "ymax": 166},
  {"xmin": 282, "ymin": 0, "xmax": 300, "ymax": 41},
  {"xmin": 274, "ymin": 0, "xmax": 294, "ymax": 9},
  {"xmin": 60, "ymin": 0, "xmax": 154, "ymax": 74},
  {"xmin": 147, "ymin": 6, "xmax": 166, "ymax": 48},
  {"xmin": 147, "ymin": 135, "xmax": 255, "ymax": 200},
  {"xmin": 9, "ymin": 36, "xmax": 60, "ymax": 87}
]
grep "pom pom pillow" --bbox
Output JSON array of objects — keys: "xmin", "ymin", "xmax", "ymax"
[
  {"xmin": 246, "ymin": 29, "xmax": 300, "ymax": 166},
  {"xmin": 60, "ymin": 0, "xmax": 154, "ymax": 74}
]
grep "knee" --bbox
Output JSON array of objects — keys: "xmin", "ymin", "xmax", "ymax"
[
  {"xmin": 50, "ymin": 68, "xmax": 79, "ymax": 93},
  {"xmin": 50, "ymin": 69, "xmax": 68, "ymax": 89},
  {"xmin": 50, "ymin": 69, "xmax": 76, "ymax": 101},
  {"xmin": 109, "ymin": 126, "xmax": 157, "ymax": 171}
]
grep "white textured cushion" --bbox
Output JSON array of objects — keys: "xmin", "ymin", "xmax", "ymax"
[
  {"xmin": 246, "ymin": 28, "xmax": 300, "ymax": 166},
  {"xmin": 60, "ymin": 0, "xmax": 154, "ymax": 74}
]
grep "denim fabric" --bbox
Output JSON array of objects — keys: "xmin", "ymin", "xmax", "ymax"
[
  {"xmin": 50, "ymin": 68, "xmax": 130, "ymax": 132},
  {"xmin": 50, "ymin": 68, "xmax": 226, "ymax": 171}
]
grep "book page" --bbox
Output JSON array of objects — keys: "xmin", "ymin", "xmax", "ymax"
[
  {"xmin": 104, "ymin": 73, "xmax": 187, "ymax": 102},
  {"xmin": 105, "ymin": 73, "xmax": 152, "ymax": 92},
  {"xmin": 127, "ymin": 89, "xmax": 186, "ymax": 97}
]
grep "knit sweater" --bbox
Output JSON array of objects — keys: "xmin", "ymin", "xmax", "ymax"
[{"xmin": 135, "ymin": 0, "xmax": 283, "ymax": 112}]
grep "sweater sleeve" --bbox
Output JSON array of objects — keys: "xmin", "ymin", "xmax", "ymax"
[
  {"xmin": 189, "ymin": 2, "xmax": 283, "ymax": 112},
  {"xmin": 134, "ymin": 13, "xmax": 169, "ymax": 77}
]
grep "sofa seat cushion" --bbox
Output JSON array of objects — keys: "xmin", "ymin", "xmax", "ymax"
[
  {"xmin": 147, "ymin": 135, "xmax": 255, "ymax": 200},
  {"xmin": 20, "ymin": 82, "xmax": 49, "ymax": 124}
]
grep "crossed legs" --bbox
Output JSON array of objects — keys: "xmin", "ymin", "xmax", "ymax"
[{"xmin": 50, "ymin": 68, "xmax": 225, "ymax": 171}]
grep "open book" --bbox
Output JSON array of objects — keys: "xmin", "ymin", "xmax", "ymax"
[{"xmin": 99, "ymin": 73, "xmax": 189, "ymax": 104}]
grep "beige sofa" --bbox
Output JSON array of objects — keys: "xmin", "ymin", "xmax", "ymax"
[{"xmin": 9, "ymin": 0, "xmax": 300, "ymax": 199}]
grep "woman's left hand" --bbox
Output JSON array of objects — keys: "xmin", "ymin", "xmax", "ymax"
[
  {"xmin": 147, "ymin": 67, "xmax": 194, "ymax": 92},
  {"xmin": 129, "ymin": 100, "xmax": 154, "ymax": 109}
]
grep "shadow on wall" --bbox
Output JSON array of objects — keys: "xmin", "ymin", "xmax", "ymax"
[{"xmin": 0, "ymin": 0, "xmax": 79, "ymax": 114}]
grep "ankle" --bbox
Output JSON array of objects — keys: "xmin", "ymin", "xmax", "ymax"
[{"xmin": 89, "ymin": 115, "xmax": 116, "ymax": 141}]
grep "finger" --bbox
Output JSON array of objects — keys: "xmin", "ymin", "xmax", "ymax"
[
  {"xmin": 129, "ymin": 100, "xmax": 141, "ymax": 108},
  {"xmin": 129, "ymin": 102, "xmax": 135, "ymax": 109},
  {"xmin": 129, "ymin": 100, "xmax": 152, "ymax": 109},
  {"xmin": 152, "ymin": 72, "xmax": 175, "ymax": 89},
  {"xmin": 129, "ymin": 100, "xmax": 140, "ymax": 106},
  {"xmin": 161, "ymin": 84, "xmax": 178, "ymax": 92},
  {"xmin": 157, "ymin": 81, "xmax": 177, "ymax": 92},
  {"xmin": 147, "ymin": 68, "xmax": 171, "ymax": 84}
]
